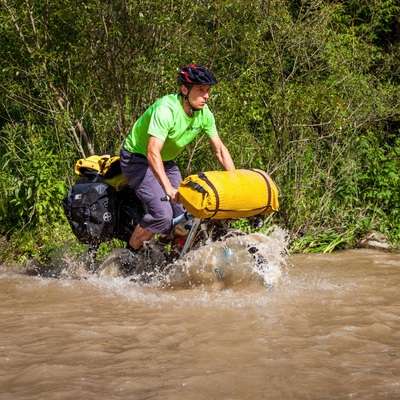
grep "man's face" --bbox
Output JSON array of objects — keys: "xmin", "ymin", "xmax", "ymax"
[{"xmin": 182, "ymin": 84, "xmax": 212, "ymax": 109}]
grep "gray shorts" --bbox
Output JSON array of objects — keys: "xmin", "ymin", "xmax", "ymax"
[{"xmin": 120, "ymin": 147, "xmax": 186, "ymax": 234}]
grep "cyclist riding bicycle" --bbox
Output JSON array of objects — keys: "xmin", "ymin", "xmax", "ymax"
[{"xmin": 120, "ymin": 64, "xmax": 235, "ymax": 254}]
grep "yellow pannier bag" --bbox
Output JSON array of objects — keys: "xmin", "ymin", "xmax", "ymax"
[
  {"xmin": 74, "ymin": 154, "xmax": 105, "ymax": 176},
  {"xmin": 178, "ymin": 169, "xmax": 279, "ymax": 219},
  {"xmin": 104, "ymin": 174, "xmax": 129, "ymax": 192},
  {"xmin": 74, "ymin": 154, "xmax": 123, "ymax": 177},
  {"xmin": 74, "ymin": 154, "xmax": 128, "ymax": 191}
]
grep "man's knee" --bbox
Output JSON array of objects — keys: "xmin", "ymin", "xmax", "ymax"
[
  {"xmin": 141, "ymin": 204, "xmax": 173, "ymax": 234},
  {"xmin": 155, "ymin": 213, "xmax": 174, "ymax": 234}
]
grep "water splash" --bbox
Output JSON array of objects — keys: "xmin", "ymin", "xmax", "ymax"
[
  {"xmin": 56, "ymin": 226, "xmax": 289, "ymax": 292},
  {"xmin": 162, "ymin": 226, "xmax": 289, "ymax": 290}
]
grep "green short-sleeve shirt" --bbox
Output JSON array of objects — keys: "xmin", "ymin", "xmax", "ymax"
[{"xmin": 124, "ymin": 93, "xmax": 218, "ymax": 161}]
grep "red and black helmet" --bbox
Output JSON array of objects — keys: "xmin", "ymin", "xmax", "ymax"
[{"xmin": 177, "ymin": 64, "xmax": 218, "ymax": 86}]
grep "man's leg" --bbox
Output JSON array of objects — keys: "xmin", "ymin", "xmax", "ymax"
[
  {"xmin": 164, "ymin": 161, "xmax": 186, "ymax": 218},
  {"xmin": 126, "ymin": 165, "xmax": 176, "ymax": 251},
  {"xmin": 119, "ymin": 150, "xmax": 162, "ymax": 251}
]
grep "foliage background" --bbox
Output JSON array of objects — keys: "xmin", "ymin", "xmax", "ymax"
[{"xmin": 1, "ymin": 0, "xmax": 399, "ymax": 262}]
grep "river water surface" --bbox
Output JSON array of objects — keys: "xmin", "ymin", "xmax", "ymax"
[{"xmin": 1, "ymin": 232, "xmax": 399, "ymax": 399}]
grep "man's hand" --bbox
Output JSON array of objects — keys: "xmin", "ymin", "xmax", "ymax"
[{"xmin": 167, "ymin": 188, "xmax": 180, "ymax": 203}]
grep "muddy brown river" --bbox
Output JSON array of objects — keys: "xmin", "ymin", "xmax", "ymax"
[{"xmin": 1, "ymin": 230, "xmax": 399, "ymax": 399}]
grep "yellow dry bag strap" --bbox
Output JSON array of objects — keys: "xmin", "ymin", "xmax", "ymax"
[
  {"xmin": 198, "ymin": 172, "xmax": 220, "ymax": 218},
  {"xmin": 252, "ymin": 169, "xmax": 272, "ymax": 213},
  {"xmin": 186, "ymin": 181, "xmax": 208, "ymax": 195}
]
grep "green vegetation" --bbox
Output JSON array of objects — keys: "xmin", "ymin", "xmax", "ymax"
[{"xmin": 1, "ymin": 0, "xmax": 399, "ymax": 263}]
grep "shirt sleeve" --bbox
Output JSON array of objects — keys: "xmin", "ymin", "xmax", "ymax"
[
  {"xmin": 202, "ymin": 107, "xmax": 218, "ymax": 138},
  {"xmin": 147, "ymin": 105, "xmax": 174, "ymax": 142}
]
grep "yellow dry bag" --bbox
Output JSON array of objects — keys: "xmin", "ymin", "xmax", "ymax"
[
  {"xmin": 178, "ymin": 169, "xmax": 279, "ymax": 219},
  {"xmin": 74, "ymin": 154, "xmax": 128, "ymax": 191}
]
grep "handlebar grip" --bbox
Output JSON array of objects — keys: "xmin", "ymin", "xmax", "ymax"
[{"xmin": 161, "ymin": 195, "xmax": 171, "ymax": 202}]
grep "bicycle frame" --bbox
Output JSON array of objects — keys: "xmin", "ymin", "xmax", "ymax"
[{"xmin": 170, "ymin": 211, "xmax": 202, "ymax": 257}]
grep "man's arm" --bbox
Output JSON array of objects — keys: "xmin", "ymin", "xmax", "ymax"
[
  {"xmin": 209, "ymin": 135, "xmax": 235, "ymax": 171},
  {"xmin": 146, "ymin": 135, "xmax": 179, "ymax": 202}
]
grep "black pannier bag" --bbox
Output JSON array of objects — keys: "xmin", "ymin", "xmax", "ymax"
[{"xmin": 62, "ymin": 179, "xmax": 116, "ymax": 244}]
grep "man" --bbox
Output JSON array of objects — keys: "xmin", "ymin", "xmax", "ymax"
[{"xmin": 120, "ymin": 64, "xmax": 235, "ymax": 252}]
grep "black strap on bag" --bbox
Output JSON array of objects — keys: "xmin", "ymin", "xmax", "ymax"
[
  {"xmin": 186, "ymin": 181, "xmax": 208, "ymax": 195},
  {"xmin": 198, "ymin": 172, "xmax": 220, "ymax": 218},
  {"xmin": 252, "ymin": 169, "xmax": 272, "ymax": 213}
]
